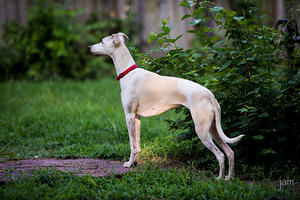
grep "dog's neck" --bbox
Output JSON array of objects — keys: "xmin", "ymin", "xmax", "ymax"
[{"xmin": 111, "ymin": 44, "xmax": 135, "ymax": 76}]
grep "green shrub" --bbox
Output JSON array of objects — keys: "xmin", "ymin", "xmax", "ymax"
[
  {"xmin": 141, "ymin": 0, "xmax": 300, "ymax": 179},
  {"xmin": 0, "ymin": 0, "xmax": 138, "ymax": 80}
]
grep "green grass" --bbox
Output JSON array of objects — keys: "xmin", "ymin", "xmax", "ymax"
[
  {"xmin": 0, "ymin": 78, "xmax": 179, "ymax": 160},
  {"xmin": 1, "ymin": 167, "xmax": 293, "ymax": 200},
  {"xmin": 0, "ymin": 79, "xmax": 297, "ymax": 199}
]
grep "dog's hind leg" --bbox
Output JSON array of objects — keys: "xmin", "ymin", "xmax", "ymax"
[
  {"xmin": 135, "ymin": 115, "xmax": 141, "ymax": 164},
  {"xmin": 190, "ymin": 102, "xmax": 225, "ymax": 179},
  {"xmin": 210, "ymin": 122, "xmax": 235, "ymax": 180}
]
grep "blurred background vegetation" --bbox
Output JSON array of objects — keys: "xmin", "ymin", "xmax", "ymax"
[
  {"xmin": 144, "ymin": 0, "xmax": 299, "ymax": 180},
  {"xmin": 0, "ymin": 0, "xmax": 299, "ymax": 80},
  {"xmin": 0, "ymin": 0, "xmax": 299, "ymax": 180},
  {"xmin": 0, "ymin": 0, "xmax": 140, "ymax": 80}
]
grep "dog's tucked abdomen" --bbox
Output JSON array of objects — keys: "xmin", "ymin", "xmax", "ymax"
[{"xmin": 135, "ymin": 72, "xmax": 207, "ymax": 117}]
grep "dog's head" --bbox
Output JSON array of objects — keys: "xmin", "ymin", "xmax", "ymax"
[{"xmin": 89, "ymin": 32, "xmax": 129, "ymax": 56}]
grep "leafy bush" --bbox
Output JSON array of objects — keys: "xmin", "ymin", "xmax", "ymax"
[
  {"xmin": 142, "ymin": 0, "xmax": 300, "ymax": 179},
  {"xmin": 0, "ymin": 0, "xmax": 138, "ymax": 80}
]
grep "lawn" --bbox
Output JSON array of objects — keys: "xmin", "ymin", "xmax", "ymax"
[
  {"xmin": 0, "ymin": 78, "xmax": 177, "ymax": 160},
  {"xmin": 0, "ymin": 79, "xmax": 297, "ymax": 199}
]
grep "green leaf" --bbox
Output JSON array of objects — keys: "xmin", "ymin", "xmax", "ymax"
[
  {"xmin": 167, "ymin": 38, "xmax": 176, "ymax": 43},
  {"xmin": 157, "ymin": 32, "xmax": 168, "ymax": 38},
  {"xmin": 260, "ymin": 148, "xmax": 276, "ymax": 156},
  {"xmin": 148, "ymin": 37, "xmax": 153, "ymax": 44},
  {"xmin": 179, "ymin": 1, "xmax": 188, "ymax": 7},
  {"xmin": 258, "ymin": 112, "xmax": 269, "ymax": 118},
  {"xmin": 0, "ymin": 152, "xmax": 16, "ymax": 158},
  {"xmin": 192, "ymin": 7, "xmax": 202, "ymax": 16},
  {"xmin": 162, "ymin": 18, "xmax": 168, "ymax": 25},
  {"xmin": 175, "ymin": 34, "xmax": 183, "ymax": 41},
  {"xmin": 162, "ymin": 25, "xmax": 171, "ymax": 34},
  {"xmin": 150, "ymin": 46, "xmax": 161, "ymax": 52},
  {"xmin": 229, "ymin": 51, "xmax": 236, "ymax": 55},
  {"xmin": 238, "ymin": 108, "xmax": 248, "ymax": 113},
  {"xmin": 187, "ymin": 29, "xmax": 197, "ymax": 33},
  {"xmin": 213, "ymin": 40, "xmax": 224, "ymax": 47},
  {"xmin": 253, "ymin": 135, "xmax": 264, "ymax": 140},
  {"xmin": 178, "ymin": 52, "xmax": 189, "ymax": 58},
  {"xmin": 244, "ymin": 105, "xmax": 256, "ymax": 111},
  {"xmin": 148, "ymin": 32, "xmax": 156, "ymax": 44},
  {"xmin": 259, "ymin": 14, "xmax": 266, "ymax": 19},
  {"xmin": 149, "ymin": 32, "xmax": 156, "ymax": 37},
  {"xmin": 190, "ymin": 19, "xmax": 202, "ymax": 26},
  {"xmin": 219, "ymin": 60, "xmax": 232, "ymax": 71},
  {"xmin": 187, "ymin": 0, "xmax": 195, "ymax": 8},
  {"xmin": 233, "ymin": 16, "xmax": 245, "ymax": 25},
  {"xmin": 183, "ymin": 70, "xmax": 199, "ymax": 76},
  {"xmin": 210, "ymin": 6, "xmax": 224, "ymax": 12},
  {"xmin": 233, "ymin": 16, "xmax": 244, "ymax": 21},
  {"xmin": 181, "ymin": 14, "xmax": 191, "ymax": 20},
  {"xmin": 193, "ymin": 53, "xmax": 202, "ymax": 58},
  {"xmin": 224, "ymin": 9, "xmax": 236, "ymax": 17},
  {"xmin": 158, "ymin": 39, "xmax": 164, "ymax": 46}
]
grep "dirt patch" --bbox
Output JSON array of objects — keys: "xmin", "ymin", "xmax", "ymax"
[{"xmin": 0, "ymin": 158, "xmax": 134, "ymax": 181}]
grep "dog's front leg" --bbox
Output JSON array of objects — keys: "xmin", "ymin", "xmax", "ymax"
[{"xmin": 123, "ymin": 113, "xmax": 138, "ymax": 167}]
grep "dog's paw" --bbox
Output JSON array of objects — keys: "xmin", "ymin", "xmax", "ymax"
[
  {"xmin": 225, "ymin": 175, "xmax": 231, "ymax": 181},
  {"xmin": 123, "ymin": 161, "xmax": 132, "ymax": 168}
]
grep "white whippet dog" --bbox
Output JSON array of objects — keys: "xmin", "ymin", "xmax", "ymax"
[{"xmin": 89, "ymin": 32, "xmax": 244, "ymax": 180}]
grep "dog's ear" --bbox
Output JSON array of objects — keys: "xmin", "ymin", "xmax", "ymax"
[
  {"xmin": 112, "ymin": 32, "xmax": 129, "ymax": 46},
  {"xmin": 119, "ymin": 32, "xmax": 129, "ymax": 41}
]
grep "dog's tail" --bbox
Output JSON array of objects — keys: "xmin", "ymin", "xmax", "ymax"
[{"xmin": 208, "ymin": 93, "xmax": 245, "ymax": 144}]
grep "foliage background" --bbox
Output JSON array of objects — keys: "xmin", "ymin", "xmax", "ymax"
[
  {"xmin": 143, "ymin": 0, "xmax": 300, "ymax": 179},
  {"xmin": 0, "ymin": 0, "xmax": 139, "ymax": 80}
]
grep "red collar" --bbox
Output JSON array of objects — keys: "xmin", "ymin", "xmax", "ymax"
[{"xmin": 116, "ymin": 64, "xmax": 138, "ymax": 81}]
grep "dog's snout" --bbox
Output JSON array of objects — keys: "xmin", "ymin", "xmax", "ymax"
[{"xmin": 88, "ymin": 45, "xmax": 92, "ymax": 50}]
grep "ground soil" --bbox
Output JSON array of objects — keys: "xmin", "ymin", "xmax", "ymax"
[{"xmin": 0, "ymin": 158, "xmax": 133, "ymax": 181}]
